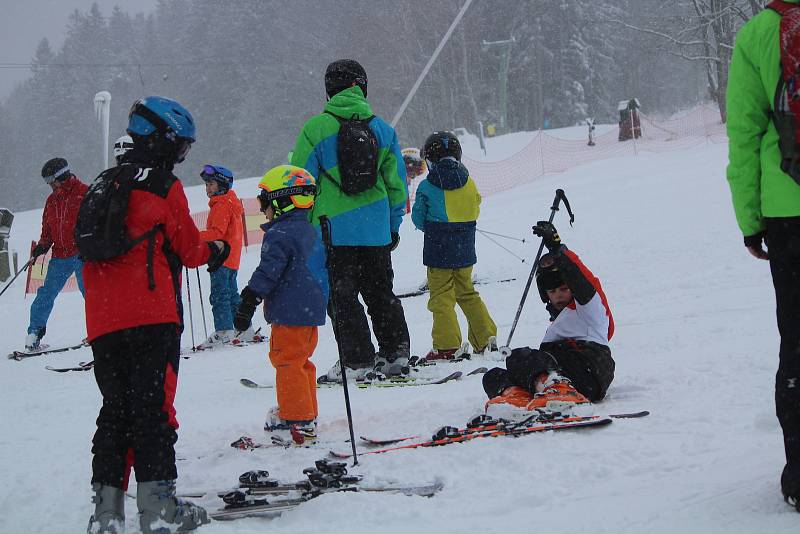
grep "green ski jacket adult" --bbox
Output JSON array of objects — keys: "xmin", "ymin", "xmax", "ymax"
[
  {"xmin": 290, "ymin": 86, "xmax": 408, "ymax": 246},
  {"xmin": 727, "ymin": 2, "xmax": 800, "ymax": 238}
]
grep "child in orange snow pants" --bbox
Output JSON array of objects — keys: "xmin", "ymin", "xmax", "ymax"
[{"xmin": 269, "ymin": 324, "xmax": 319, "ymax": 421}]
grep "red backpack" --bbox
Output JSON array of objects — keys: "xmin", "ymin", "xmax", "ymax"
[{"xmin": 769, "ymin": 0, "xmax": 800, "ymax": 184}]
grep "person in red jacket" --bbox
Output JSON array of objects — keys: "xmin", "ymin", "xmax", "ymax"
[
  {"xmin": 24, "ymin": 158, "xmax": 88, "ymax": 351},
  {"xmin": 84, "ymin": 96, "xmax": 228, "ymax": 534},
  {"xmin": 196, "ymin": 163, "xmax": 252, "ymax": 348}
]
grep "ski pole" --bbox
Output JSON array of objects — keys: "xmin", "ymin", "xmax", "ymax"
[
  {"xmin": 195, "ymin": 268, "xmax": 209, "ymax": 340},
  {"xmin": 319, "ymin": 216, "xmax": 359, "ymax": 465},
  {"xmin": 504, "ymin": 189, "xmax": 574, "ymax": 350},
  {"xmin": 185, "ymin": 267, "xmax": 196, "ymax": 350},
  {"xmin": 0, "ymin": 257, "xmax": 35, "ymax": 298}
]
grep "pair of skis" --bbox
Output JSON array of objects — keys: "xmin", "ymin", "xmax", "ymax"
[
  {"xmin": 329, "ymin": 410, "xmax": 650, "ymax": 458},
  {"xmin": 241, "ymin": 367, "xmax": 487, "ymax": 391},
  {"xmin": 206, "ymin": 459, "xmax": 442, "ymax": 520}
]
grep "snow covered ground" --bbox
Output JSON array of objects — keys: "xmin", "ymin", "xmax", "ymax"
[{"xmin": 1, "ymin": 130, "xmax": 797, "ymax": 533}]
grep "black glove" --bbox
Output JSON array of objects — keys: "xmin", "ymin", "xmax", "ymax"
[
  {"xmin": 390, "ymin": 232, "xmax": 400, "ymax": 251},
  {"xmin": 744, "ymin": 231, "xmax": 769, "ymax": 260},
  {"xmin": 532, "ymin": 221, "xmax": 562, "ymax": 252},
  {"xmin": 234, "ymin": 286, "xmax": 262, "ymax": 332},
  {"xmin": 206, "ymin": 240, "xmax": 231, "ymax": 272},
  {"xmin": 31, "ymin": 243, "xmax": 50, "ymax": 258}
]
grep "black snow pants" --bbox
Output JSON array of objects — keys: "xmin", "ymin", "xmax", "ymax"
[
  {"xmin": 327, "ymin": 245, "xmax": 410, "ymax": 368},
  {"xmin": 483, "ymin": 341, "xmax": 615, "ymax": 402},
  {"xmin": 766, "ymin": 217, "xmax": 800, "ymax": 479},
  {"xmin": 90, "ymin": 323, "xmax": 181, "ymax": 488}
]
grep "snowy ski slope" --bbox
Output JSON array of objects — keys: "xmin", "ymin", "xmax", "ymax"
[{"xmin": 0, "ymin": 130, "xmax": 796, "ymax": 533}]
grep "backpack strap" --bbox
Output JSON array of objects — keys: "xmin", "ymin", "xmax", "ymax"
[
  {"xmin": 128, "ymin": 225, "xmax": 162, "ymax": 290},
  {"xmin": 324, "ymin": 111, "xmax": 375, "ymax": 123},
  {"xmin": 768, "ymin": 0, "xmax": 798, "ymax": 15}
]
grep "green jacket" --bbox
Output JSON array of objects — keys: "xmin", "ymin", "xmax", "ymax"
[
  {"xmin": 290, "ymin": 86, "xmax": 408, "ymax": 246},
  {"xmin": 727, "ymin": 2, "xmax": 800, "ymax": 237}
]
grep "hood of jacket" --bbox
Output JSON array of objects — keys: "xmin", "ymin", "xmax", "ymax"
[
  {"xmin": 324, "ymin": 85, "xmax": 373, "ymax": 120},
  {"xmin": 208, "ymin": 188, "xmax": 243, "ymax": 214},
  {"xmin": 426, "ymin": 158, "xmax": 469, "ymax": 191}
]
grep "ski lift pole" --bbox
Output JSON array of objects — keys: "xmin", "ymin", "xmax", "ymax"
[
  {"xmin": 504, "ymin": 189, "xmax": 574, "ymax": 350},
  {"xmin": 319, "ymin": 215, "xmax": 359, "ymax": 465},
  {"xmin": 185, "ymin": 267, "xmax": 196, "ymax": 350},
  {"xmin": 195, "ymin": 268, "xmax": 209, "ymax": 340},
  {"xmin": 0, "ymin": 257, "xmax": 35, "ymax": 298}
]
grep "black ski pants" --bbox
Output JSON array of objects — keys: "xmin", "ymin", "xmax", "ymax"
[
  {"xmin": 327, "ymin": 245, "xmax": 410, "ymax": 368},
  {"xmin": 483, "ymin": 341, "xmax": 615, "ymax": 402},
  {"xmin": 766, "ymin": 217, "xmax": 800, "ymax": 472},
  {"xmin": 90, "ymin": 323, "xmax": 181, "ymax": 488}
]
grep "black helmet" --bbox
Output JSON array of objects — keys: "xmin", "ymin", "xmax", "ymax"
[
  {"xmin": 41, "ymin": 157, "xmax": 71, "ymax": 184},
  {"xmin": 325, "ymin": 59, "xmax": 367, "ymax": 98},
  {"xmin": 535, "ymin": 253, "xmax": 565, "ymax": 303},
  {"xmin": 421, "ymin": 131, "xmax": 462, "ymax": 163}
]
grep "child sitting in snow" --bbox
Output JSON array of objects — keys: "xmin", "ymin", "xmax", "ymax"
[
  {"xmin": 483, "ymin": 221, "xmax": 615, "ymax": 418},
  {"xmin": 411, "ymin": 131, "xmax": 498, "ymax": 361},
  {"xmin": 233, "ymin": 165, "xmax": 328, "ymax": 445}
]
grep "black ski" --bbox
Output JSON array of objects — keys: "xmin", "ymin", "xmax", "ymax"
[
  {"xmin": 8, "ymin": 341, "xmax": 88, "ymax": 361},
  {"xmin": 209, "ymin": 460, "xmax": 442, "ymax": 520},
  {"xmin": 45, "ymin": 360, "xmax": 94, "ymax": 372}
]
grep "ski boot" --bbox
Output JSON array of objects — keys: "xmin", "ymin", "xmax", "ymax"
[
  {"xmin": 24, "ymin": 327, "xmax": 46, "ymax": 352},
  {"xmin": 136, "ymin": 480, "xmax": 209, "ymax": 533},
  {"xmin": 421, "ymin": 342, "xmax": 470, "ymax": 363},
  {"xmin": 196, "ymin": 329, "xmax": 234, "ymax": 350},
  {"xmin": 321, "ymin": 360, "xmax": 373, "ymax": 384},
  {"xmin": 231, "ymin": 326, "xmax": 264, "ymax": 345},
  {"xmin": 484, "ymin": 386, "xmax": 537, "ymax": 422},
  {"xmin": 473, "ymin": 336, "xmax": 503, "ymax": 360},
  {"xmin": 374, "ymin": 341, "xmax": 411, "ymax": 377},
  {"xmin": 87, "ymin": 483, "xmax": 125, "ymax": 534},
  {"xmin": 525, "ymin": 372, "xmax": 592, "ymax": 416},
  {"xmin": 264, "ymin": 406, "xmax": 317, "ymax": 446}
]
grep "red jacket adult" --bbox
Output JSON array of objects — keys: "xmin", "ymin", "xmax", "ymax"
[
  {"xmin": 83, "ymin": 165, "xmax": 211, "ymax": 341},
  {"xmin": 36, "ymin": 175, "xmax": 88, "ymax": 258},
  {"xmin": 199, "ymin": 189, "xmax": 243, "ymax": 270}
]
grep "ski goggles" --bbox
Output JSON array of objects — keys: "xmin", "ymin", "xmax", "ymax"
[
  {"xmin": 43, "ymin": 164, "xmax": 70, "ymax": 184},
  {"xmin": 200, "ymin": 164, "xmax": 226, "ymax": 180}
]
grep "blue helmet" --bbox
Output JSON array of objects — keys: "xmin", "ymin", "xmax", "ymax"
[
  {"xmin": 200, "ymin": 164, "xmax": 234, "ymax": 195},
  {"xmin": 127, "ymin": 96, "xmax": 196, "ymax": 165}
]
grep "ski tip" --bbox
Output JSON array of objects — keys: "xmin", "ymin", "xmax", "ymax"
[
  {"xmin": 240, "ymin": 378, "xmax": 260, "ymax": 388},
  {"xmin": 608, "ymin": 410, "xmax": 650, "ymax": 419}
]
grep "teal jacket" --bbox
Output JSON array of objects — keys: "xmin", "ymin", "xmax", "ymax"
[
  {"xmin": 727, "ymin": 2, "xmax": 800, "ymax": 237},
  {"xmin": 411, "ymin": 158, "xmax": 481, "ymax": 268},
  {"xmin": 290, "ymin": 86, "xmax": 408, "ymax": 246}
]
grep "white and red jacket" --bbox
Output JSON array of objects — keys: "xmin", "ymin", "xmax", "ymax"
[
  {"xmin": 37, "ymin": 176, "xmax": 88, "ymax": 258},
  {"xmin": 541, "ymin": 248, "xmax": 614, "ymax": 346}
]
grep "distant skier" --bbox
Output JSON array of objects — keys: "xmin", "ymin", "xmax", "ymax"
[
  {"xmin": 83, "ymin": 96, "xmax": 229, "ymax": 534},
  {"xmin": 24, "ymin": 157, "xmax": 88, "ymax": 351},
  {"xmin": 233, "ymin": 165, "xmax": 328, "ymax": 446},
  {"xmin": 482, "ymin": 222, "xmax": 615, "ymax": 419},
  {"xmin": 196, "ymin": 163, "xmax": 252, "ymax": 348},
  {"xmin": 411, "ymin": 131, "xmax": 498, "ymax": 360},
  {"xmin": 290, "ymin": 59, "xmax": 410, "ymax": 381}
]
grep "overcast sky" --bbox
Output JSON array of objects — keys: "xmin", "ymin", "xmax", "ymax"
[{"xmin": 0, "ymin": 0, "xmax": 158, "ymax": 101}]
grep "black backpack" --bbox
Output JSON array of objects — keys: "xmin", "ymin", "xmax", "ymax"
[
  {"xmin": 75, "ymin": 166, "xmax": 161, "ymax": 288},
  {"xmin": 324, "ymin": 112, "xmax": 378, "ymax": 195}
]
